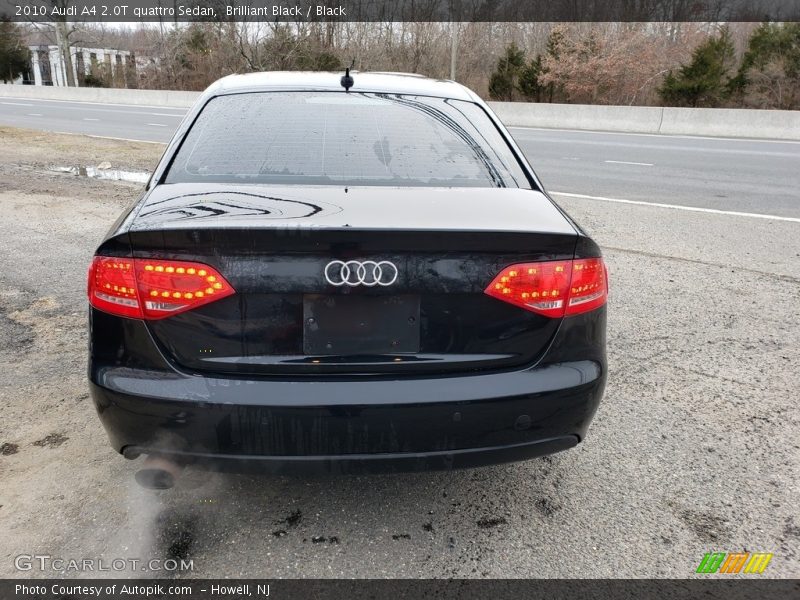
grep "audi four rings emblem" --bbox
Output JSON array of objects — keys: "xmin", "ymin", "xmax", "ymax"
[{"xmin": 324, "ymin": 260, "xmax": 399, "ymax": 287}]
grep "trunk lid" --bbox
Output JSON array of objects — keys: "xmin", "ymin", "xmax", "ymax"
[{"xmin": 126, "ymin": 184, "xmax": 578, "ymax": 376}]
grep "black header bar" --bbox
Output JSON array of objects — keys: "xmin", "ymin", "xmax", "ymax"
[
  {"xmin": 2, "ymin": 579, "xmax": 800, "ymax": 600},
  {"xmin": 3, "ymin": 0, "xmax": 800, "ymax": 23}
]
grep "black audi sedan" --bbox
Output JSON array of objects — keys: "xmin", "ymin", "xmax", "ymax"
[{"xmin": 87, "ymin": 72, "xmax": 607, "ymax": 487}]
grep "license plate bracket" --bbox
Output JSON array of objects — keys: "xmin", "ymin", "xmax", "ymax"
[{"xmin": 303, "ymin": 294, "xmax": 420, "ymax": 355}]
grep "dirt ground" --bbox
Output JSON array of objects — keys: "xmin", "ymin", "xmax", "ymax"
[
  {"xmin": 0, "ymin": 128, "xmax": 798, "ymax": 579},
  {"xmin": 0, "ymin": 126, "xmax": 163, "ymax": 175},
  {"xmin": 0, "ymin": 130, "xmax": 162, "ymax": 577}
]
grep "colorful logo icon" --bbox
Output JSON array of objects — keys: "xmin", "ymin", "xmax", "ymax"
[{"xmin": 696, "ymin": 552, "xmax": 773, "ymax": 574}]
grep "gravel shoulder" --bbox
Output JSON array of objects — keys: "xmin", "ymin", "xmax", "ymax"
[{"xmin": 0, "ymin": 128, "xmax": 797, "ymax": 579}]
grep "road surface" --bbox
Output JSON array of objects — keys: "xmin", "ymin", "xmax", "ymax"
[{"xmin": 1, "ymin": 96, "xmax": 798, "ymax": 218}]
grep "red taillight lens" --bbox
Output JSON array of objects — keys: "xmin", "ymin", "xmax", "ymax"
[
  {"xmin": 565, "ymin": 257, "xmax": 607, "ymax": 315},
  {"xmin": 484, "ymin": 258, "xmax": 607, "ymax": 318},
  {"xmin": 87, "ymin": 257, "xmax": 141, "ymax": 319},
  {"xmin": 88, "ymin": 256, "xmax": 235, "ymax": 320}
]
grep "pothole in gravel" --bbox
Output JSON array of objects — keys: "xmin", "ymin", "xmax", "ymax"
[
  {"xmin": 1, "ymin": 442, "xmax": 19, "ymax": 456},
  {"xmin": 677, "ymin": 508, "xmax": 731, "ymax": 543},
  {"xmin": 32, "ymin": 432, "xmax": 69, "ymax": 448},
  {"xmin": 51, "ymin": 165, "xmax": 150, "ymax": 184},
  {"xmin": 476, "ymin": 516, "xmax": 507, "ymax": 529},
  {"xmin": 4, "ymin": 294, "xmax": 83, "ymax": 353},
  {"xmin": 0, "ymin": 291, "xmax": 37, "ymax": 352},
  {"xmin": 0, "ymin": 309, "xmax": 35, "ymax": 351}
]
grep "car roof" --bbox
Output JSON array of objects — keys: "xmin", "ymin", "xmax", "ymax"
[{"xmin": 206, "ymin": 71, "xmax": 482, "ymax": 102}]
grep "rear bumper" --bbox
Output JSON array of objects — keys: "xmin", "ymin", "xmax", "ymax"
[
  {"xmin": 120, "ymin": 436, "xmax": 579, "ymax": 475},
  {"xmin": 90, "ymin": 359, "xmax": 605, "ymax": 474}
]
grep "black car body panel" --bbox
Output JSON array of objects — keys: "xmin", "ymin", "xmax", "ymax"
[
  {"xmin": 103, "ymin": 186, "xmax": 579, "ymax": 377},
  {"xmin": 126, "ymin": 185, "xmax": 574, "ymax": 233},
  {"xmin": 90, "ymin": 308, "xmax": 604, "ymax": 473},
  {"xmin": 88, "ymin": 72, "xmax": 607, "ymax": 474}
]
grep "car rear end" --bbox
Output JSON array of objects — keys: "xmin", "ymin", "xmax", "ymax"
[{"xmin": 87, "ymin": 75, "xmax": 607, "ymax": 474}]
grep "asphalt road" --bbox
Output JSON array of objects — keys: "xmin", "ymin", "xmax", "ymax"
[
  {"xmin": 0, "ymin": 97, "xmax": 186, "ymax": 143},
  {"xmin": 1, "ymin": 96, "xmax": 799, "ymax": 218}
]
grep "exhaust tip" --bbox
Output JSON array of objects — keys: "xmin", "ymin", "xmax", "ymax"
[
  {"xmin": 122, "ymin": 446, "xmax": 142, "ymax": 460},
  {"xmin": 135, "ymin": 455, "xmax": 183, "ymax": 490},
  {"xmin": 135, "ymin": 468, "xmax": 176, "ymax": 490}
]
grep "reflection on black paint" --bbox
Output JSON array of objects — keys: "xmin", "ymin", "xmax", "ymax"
[{"xmin": 137, "ymin": 190, "xmax": 336, "ymax": 222}]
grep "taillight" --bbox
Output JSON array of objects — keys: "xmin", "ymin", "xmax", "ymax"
[
  {"xmin": 87, "ymin": 258, "xmax": 141, "ymax": 319},
  {"xmin": 88, "ymin": 256, "xmax": 235, "ymax": 319},
  {"xmin": 484, "ymin": 257, "xmax": 607, "ymax": 318},
  {"xmin": 565, "ymin": 258, "xmax": 608, "ymax": 315}
]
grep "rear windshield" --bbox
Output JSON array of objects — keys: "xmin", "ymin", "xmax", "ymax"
[{"xmin": 164, "ymin": 92, "xmax": 528, "ymax": 188}]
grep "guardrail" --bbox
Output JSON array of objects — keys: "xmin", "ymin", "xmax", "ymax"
[{"xmin": 2, "ymin": 84, "xmax": 798, "ymax": 140}]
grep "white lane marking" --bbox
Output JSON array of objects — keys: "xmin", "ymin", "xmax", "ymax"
[
  {"xmin": 561, "ymin": 156, "xmax": 580, "ymax": 161},
  {"xmin": 604, "ymin": 160, "xmax": 654, "ymax": 166},
  {"xmin": 52, "ymin": 131, "xmax": 165, "ymax": 144},
  {"xmin": 551, "ymin": 191, "xmax": 800, "ymax": 223},
  {"xmin": 146, "ymin": 123, "xmax": 168, "ymax": 127},
  {"xmin": 83, "ymin": 118, "xmax": 99, "ymax": 121},
  {"xmin": 27, "ymin": 113, "xmax": 42, "ymax": 116},
  {"xmin": 1, "ymin": 101, "xmax": 33, "ymax": 106},
  {"xmin": 509, "ymin": 126, "xmax": 800, "ymax": 145},
  {"xmin": 0, "ymin": 96, "xmax": 188, "ymax": 111},
  {"xmin": 149, "ymin": 112, "xmax": 183, "ymax": 117}
]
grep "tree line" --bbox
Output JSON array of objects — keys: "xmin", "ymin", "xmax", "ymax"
[
  {"xmin": 1, "ymin": 20, "xmax": 798, "ymax": 110},
  {"xmin": 490, "ymin": 23, "xmax": 799, "ymax": 109}
]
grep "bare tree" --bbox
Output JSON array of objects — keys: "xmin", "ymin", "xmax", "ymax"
[{"xmin": 540, "ymin": 23, "xmax": 708, "ymax": 105}]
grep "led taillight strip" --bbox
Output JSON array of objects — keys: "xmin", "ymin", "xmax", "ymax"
[
  {"xmin": 484, "ymin": 258, "xmax": 608, "ymax": 318},
  {"xmin": 88, "ymin": 256, "xmax": 235, "ymax": 320}
]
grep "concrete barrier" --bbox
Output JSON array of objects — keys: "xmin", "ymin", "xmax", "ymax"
[
  {"xmin": 489, "ymin": 102, "xmax": 664, "ymax": 134},
  {"xmin": 659, "ymin": 106, "xmax": 800, "ymax": 140},
  {"xmin": 0, "ymin": 84, "xmax": 200, "ymax": 108},
  {"xmin": 489, "ymin": 101, "xmax": 800, "ymax": 140},
  {"xmin": 2, "ymin": 85, "xmax": 798, "ymax": 140}
]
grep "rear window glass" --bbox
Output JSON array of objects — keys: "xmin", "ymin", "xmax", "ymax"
[{"xmin": 164, "ymin": 92, "xmax": 528, "ymax": 188}]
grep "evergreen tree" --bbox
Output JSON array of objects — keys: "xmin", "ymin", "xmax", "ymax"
[
  {"xmin": 518, "ymin": 54, "xmax": 545, "ymax": 102},
  {"xmin": 0, "ymin": 17, "xmax": 30, "ymax": 84},
  {"xmin": 542, "ymin": 27, "xmax": 566, "ymax": 102},
  {"xmin": 730, "ymin": 23, "xmax": 800, "ymax": 109},
  {"xmin": 659, "ymin": 27, "xmax": 736, "ymax": 107},
  {"xmin": 296, "ymin": 48, "xmax": 342, "ymax": 71},
  {"xmin": 488, "ymin": 43, "xmax": 525, "ymax": 101}
]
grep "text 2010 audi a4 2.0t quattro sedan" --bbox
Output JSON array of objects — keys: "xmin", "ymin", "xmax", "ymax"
[{"xmin": 88, "ymin": 72, "xmax": 607, "ymax": 488}]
